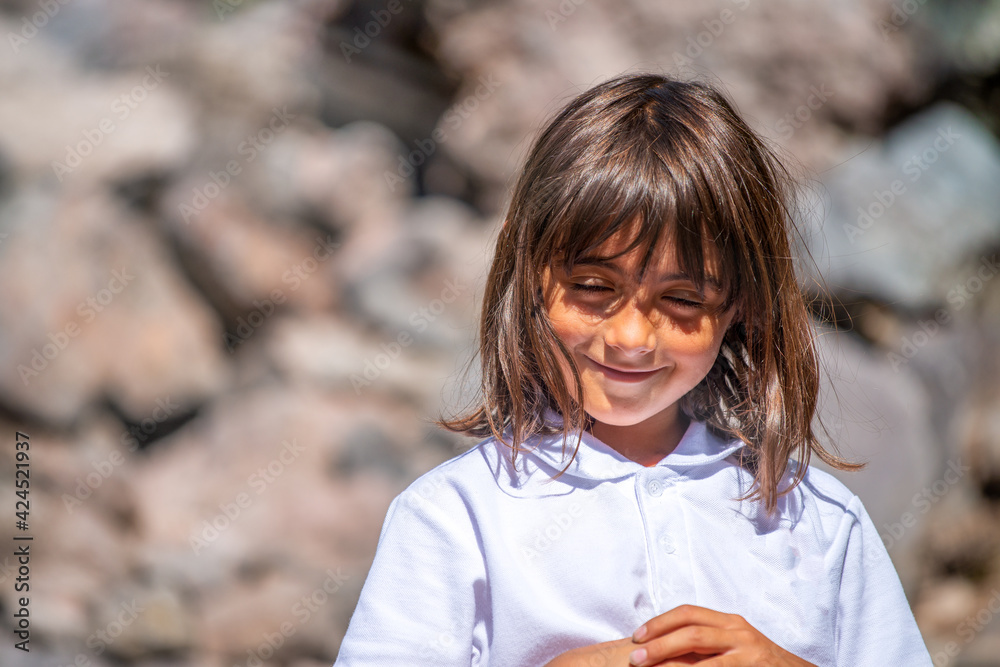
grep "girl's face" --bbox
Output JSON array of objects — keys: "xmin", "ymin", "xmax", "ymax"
[{"xmin": 540, "ymin": 227, "xmax": 738, "ymax": 443}]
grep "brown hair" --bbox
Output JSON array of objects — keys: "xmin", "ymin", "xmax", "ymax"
[{"xmin": 436, "ymin": 71, "xmax": 863, "ymax": 515}]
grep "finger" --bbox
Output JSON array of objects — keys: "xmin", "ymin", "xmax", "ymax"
[
  {"xmin": 629, "ymin": 626, "xmax": 733, "ymax": 666},
  {"xmin": 657, "ymin": 655, "xmax": 745, "ymax": 667},
  {"xmin": 648, "ymin": 651, "xmax": 705, "ymax": 665},
  {"xmin": 633, "ymin": 604, "xmax": 740, "ymax": 642}
]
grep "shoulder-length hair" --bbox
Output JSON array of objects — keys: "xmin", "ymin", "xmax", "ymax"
[{"xmin": 436, "ymin": 71, "xmax": 863, "ymax": 515}]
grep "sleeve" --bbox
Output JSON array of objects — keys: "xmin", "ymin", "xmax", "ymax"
[
  {"xmin": 333, "ymin": 488, "xmax": 489, "ymax": 666},
  {"xmin": 832, "ymin": 494, "xmax": 934, "ymax": 667}
]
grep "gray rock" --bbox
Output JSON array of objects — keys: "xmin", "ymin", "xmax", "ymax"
[
  {"xmin": 809, "ymin": 320, "xmax": 940, "ymax": 596},
  {"xmin": 0, "ymin": 54, "xmax": 195, "ymax": 187},
  {"xmin": 797, "ymin": 102, "xmax": 1000, "ymax": 310}
]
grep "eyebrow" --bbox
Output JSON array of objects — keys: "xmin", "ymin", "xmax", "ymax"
[{"xmin": 570, "ymin": 258, "xmax": 723, "ymax": 292}]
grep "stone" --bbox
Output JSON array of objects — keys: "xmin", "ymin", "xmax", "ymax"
[{"xmin": 797, "ymin": 102, "xmax": 1000, "ymax": 310}]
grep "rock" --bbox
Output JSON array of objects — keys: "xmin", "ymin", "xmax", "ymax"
[
  {"xmin": 128, "ymin": 382, "xmax": 436, "ymax": 569},
  {"xmin": 196, "ymin": 565, "xmax": 343, "ymax": 663},
  {"xmin": 0, "ymin": 187, "xmax": 229, "ymax": 425},
  {"xmin": 914, "ymin": 0, "xmax": 1000, "ymax": 74},
  {"xmin": 11, "ymin": 0, "xmax": 199, "ymax": 71},
  {"xmin": 797, "ymin": 102, "xmax": 1000, "ymax": 310},
  {"xmin": 179, "ymin": 1, "xmax": 322, "ymax": 118},
  {"xmin": 234, "ymin": 122, "xmax": 405, "ymax": 231},
  {"xmin": 337, "ymin": 196, "xmax": 484, "ymax": 343},
  {"xmin": 424, "ymin": 0, "xmax": 935, "ymax": 213},
  {"xmin": 0, "ymin": 55, "xmax": 195, "ymax": 188},
  {"xmin": 264, "ymin": 313, "xmax": 474, "ymax": 409},
  {"xmin": 160, "ymin": 186, "xmax": 343, "ymax": 323},
  {"xmin": 0, "ymin": 413, "xmax": 142, "ymax": 650},
  {"xmin": 913, "ymin": 576, "xmax": 980, "ymax": 637},
  {"xmin": 94, "ymin": 587, "xmax": 193, "ymax": 660},
  {"xmin": 918, "ymin": 500, "xmax": 1000, "ymax": 593},
  {"xmin": 122, "ymin": 381, "xmax": 465, "ymax": 662},
  {"xmin": 808, "ymin": 320, "xmax": 940, "ymax": 595},
  {"xmin": 952, "ymin": 268, "xmax": 1000, "ymax": 499}
]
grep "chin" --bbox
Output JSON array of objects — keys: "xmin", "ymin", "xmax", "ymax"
[
  {"xmin": 590, "ymin": 398, "xmax": 687, "ymax": 424},
  {"xmin": 587, "ymin": 407, "xmax": 656, "ymax": 427}
]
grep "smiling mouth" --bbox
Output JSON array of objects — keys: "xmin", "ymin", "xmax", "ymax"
[{"xmin": 586, "ymin": 357, "xmax": 663, "ymax": 382}]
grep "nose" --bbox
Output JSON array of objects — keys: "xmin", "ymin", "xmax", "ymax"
[{"xmin": 603, "ymin": 299, "xmax": 656, "ymax": 356}]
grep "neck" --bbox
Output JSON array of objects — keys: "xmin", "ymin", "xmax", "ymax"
[{"xmin": 588, "ymin": 404, "xmax": 691, "ymax": 467}]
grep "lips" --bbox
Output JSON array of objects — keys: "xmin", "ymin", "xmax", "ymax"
[{"xmin": 586, "ymin": 357, "xmax": 662, "ymax": 383}]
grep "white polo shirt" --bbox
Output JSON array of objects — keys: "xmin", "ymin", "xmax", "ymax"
[{"xmin": 333, "ymin": 408, "xmax": 934, "ymax": 666}]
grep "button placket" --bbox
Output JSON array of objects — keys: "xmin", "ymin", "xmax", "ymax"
[
  {"xmin": 636, "ymin": 471, "xmax": 685, "ymax": 616},
  {"xmin": 645, "ymin": 476, "xmax": 674, "ymax": 497}
]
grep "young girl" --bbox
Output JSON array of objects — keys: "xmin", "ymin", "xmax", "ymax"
[{"xmin": 332, "ymin": 72, "xmax": 935, "ymax": 666}]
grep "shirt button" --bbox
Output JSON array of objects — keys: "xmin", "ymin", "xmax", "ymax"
[
  {"xmin": 659, "ymin": 534, "xmax": 677, "ymax": 554},
  {"xmin": 646, "ymin": 480, "xmax": 663, "ymax": 496}
]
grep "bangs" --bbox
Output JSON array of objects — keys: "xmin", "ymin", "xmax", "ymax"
[{"xmin": 532, "ymin": 109, "xmax": 742, "ymax": 313}]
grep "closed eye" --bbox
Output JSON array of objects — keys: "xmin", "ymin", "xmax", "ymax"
[
  {"xmin": 569, "ymin": 284, "xmax": 704, "ymax": 309},
  {"xmin": 569, "ymin": 283, "xmax": 613, "ymax": 294},
  {"xmin": 664, "ymin": 296, "xmax": 704, "ymax": 309}
]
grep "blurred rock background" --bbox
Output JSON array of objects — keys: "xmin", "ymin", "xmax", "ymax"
[{"xmin": 0, "ymin": 0, "xmax": 998, "ymax": 665}]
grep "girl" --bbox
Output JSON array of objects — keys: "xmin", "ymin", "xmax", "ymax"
[{"xmin": 332, "ymin": 72, "xmax": 935, "ymax": 666}]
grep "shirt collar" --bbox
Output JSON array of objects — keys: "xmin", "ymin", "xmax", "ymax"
[{"xmin": 485, "ymin": 407, "xmax": 747, "ymax": 490}]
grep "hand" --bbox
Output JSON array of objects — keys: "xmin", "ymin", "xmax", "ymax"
[
  {"xmin": 627, "ymin": 604, "xmax": 816, "ymax": 666},
  {"xmin": 543, "ymin": 636, "xmax": 703, "ymax": 667}
]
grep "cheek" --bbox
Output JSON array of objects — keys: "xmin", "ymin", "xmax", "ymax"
[
  {"xmin": 544, "ymin": 305, "xmax": 593, "ymax": 385},
  {"xmin": 545, "ymin": 301, "xmax": 591, "ymax": 347},
  {"xmin": 660, "ymin": 315, "xmax": 728, "ymax": 360},
  {"xmin": 549, "ymin": 319, "xmax": 582, "ymax": 349}
]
